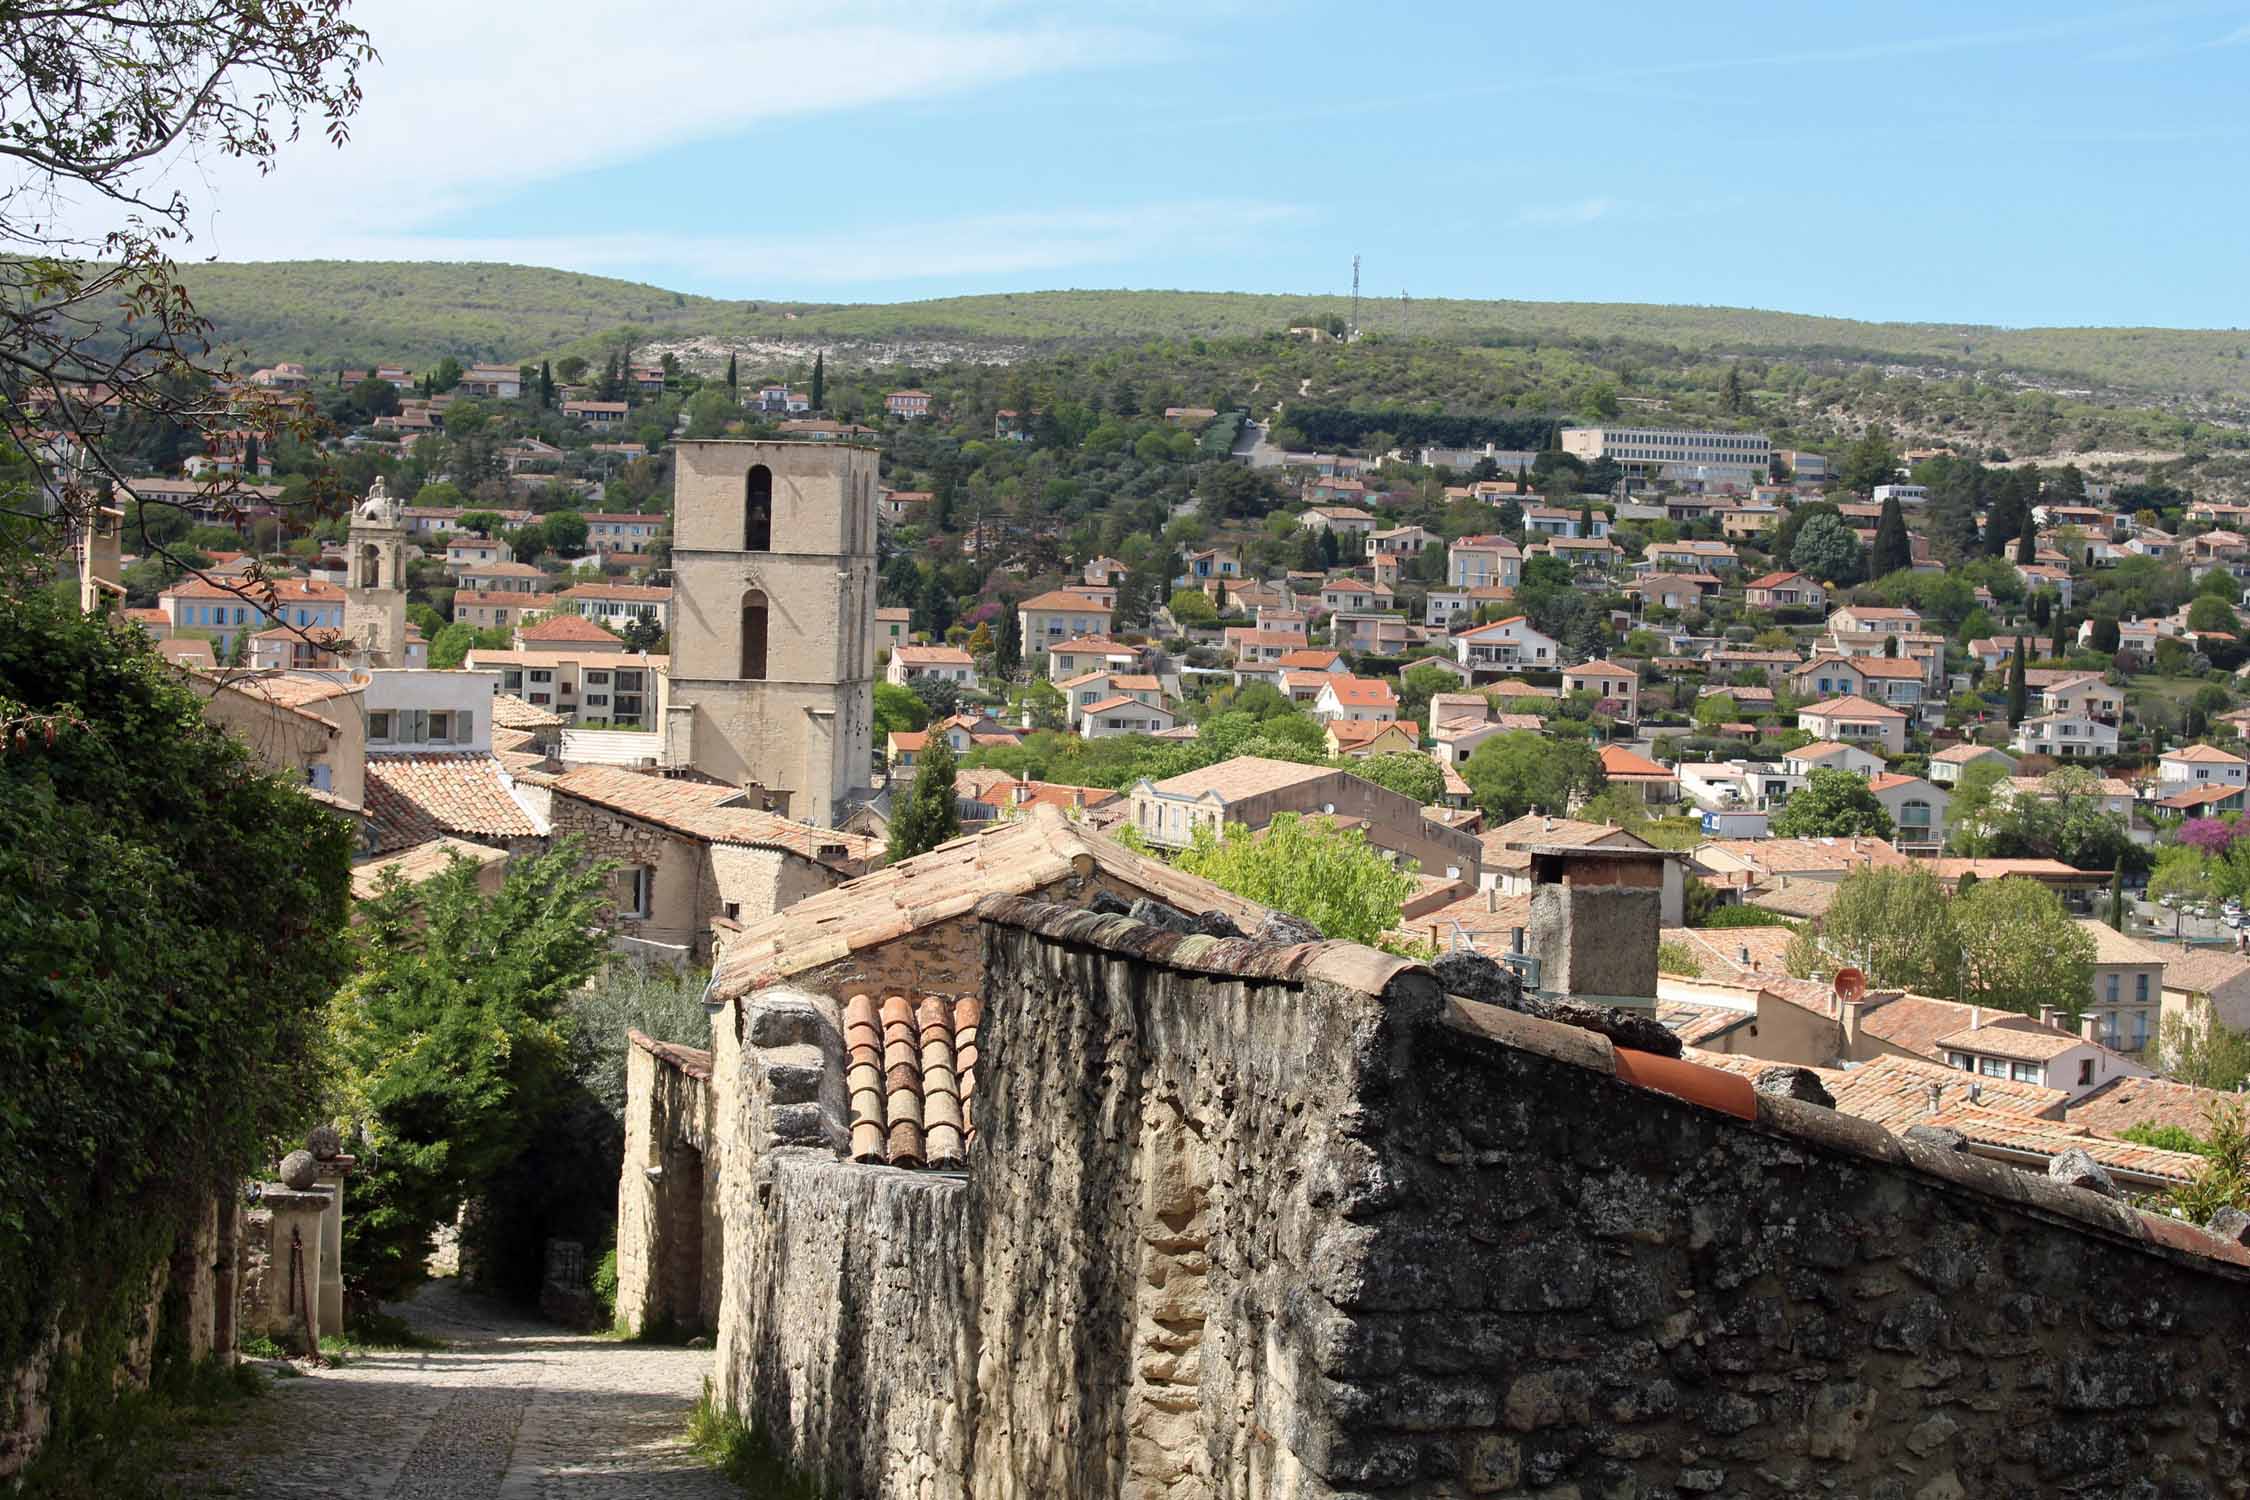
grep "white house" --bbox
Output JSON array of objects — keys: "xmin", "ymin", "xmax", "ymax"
[
  {"xmin": 1080, "ymin": 696, "xmax": 1179, "ymax": 739},
  {"xmin": 1312, "ymin": 675, "xmax": 1401, "ymax": 723},
  {"xmin": 886, "ymin": 644, "xmax": 977, "ymax": 690},
  {"xmin": 1868, "ymin": 772, "xmax": 1949, "ymax": 851},
  {"xmin": 1795, "ymin": 696, "xmax": 1908, "ymax": 756},
  {"xmin": 2158, "ymin": 744, "xmax": 2250, "ymax": 790},
  {"xmin": 1452, "ymin": 616, "xmax": 1560, "ymax": 673},
  {"xmin": 2014, "ymin": 713, "xmax": 2121, "ymax": 760}
]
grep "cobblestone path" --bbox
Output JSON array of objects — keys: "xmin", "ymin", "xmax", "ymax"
[{"xmin": 166, "ymin": 1284, "xmax": 737, "ymax": 1498}]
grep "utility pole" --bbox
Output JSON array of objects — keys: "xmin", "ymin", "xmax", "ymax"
[{"xmin": 1350, "ymin": 254, "xmax": 1360, "ymax": 342}]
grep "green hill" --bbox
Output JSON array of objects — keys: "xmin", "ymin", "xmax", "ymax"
[{"xmin": 173, "ymin": 261, "xmax": 2250, "ymax": 402}]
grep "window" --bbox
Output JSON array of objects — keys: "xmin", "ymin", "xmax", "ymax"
[
  {"xmin": 619, "ymin": 865, "xmax": 653, "ymax": 918},
  {"xmin": 2010, "ymin": 1062, "xmax": 2041, "ymax": 1084},
  {"xmin": 745, "ymin": 465, "xmax": 773, "ymax": 550},
  {"xmin": 2078, "ymin": 1058, "xmax": 2095, "ymax": 1085},
  {"xmin": 1978, "ymin": 1056, "xmax": 2007, "ymax": 1078},
  {"xmin": 2105, "ymin": 974, "xmax": 2120, "ymax": 1003},
  {"xmin": 741, "ymin": 590, "xmax": 770, "ymax": 680},
  {"xmin": 306, "ymin": 764, "xmax": 332, "ymax": 791},
  {"xmin": 429, "ymin": 711, "xmax": 452, "ymax": 742},
  {"xmin": 2135, "ymin": 973, "xmax": 2149, "ymax": 1003},
  {"xmin": 368, "ymin": 711, "xmax": 392, "ymax": 740},
  {"xmin": 530, "ymin": 669, "xmax": 553, "ymax": 685}
]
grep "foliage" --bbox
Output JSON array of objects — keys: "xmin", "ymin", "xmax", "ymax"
[
  {"xmin": 1953, "ymin": 766, "xmax": 2144, "ymax": 872},
  {"xmin": 8, "ymin": 1353, "xmax": 268, "ymax": 1499},
  {"xmin": 1167, "ymin": 588, "xmax": 1219, "ymax": 626},
  {"xmin": 1346, "ymin": 751, "xmax": 1445, "ymax": 804},
  {"xmin": 0, "ymin": 585, "xmax": 354, "ymax": 1444},
  {"xmin": 1461, "ymin": 730, "xmax": 1605, "ymax": 822},
  {"xmin": 2180, "ymin": 817, "xmax": 2249, "ymax": 856},
  {"xmin": 2120, "ymin": 1123, "xmax": 2211, "ymax": 1156},
  {"xmin": 1770, "ymin": 768, "xmax": 1895, "ymax": 839},
  {"xmin": 336, "ymin": 841, "xmax": 611, "ymax": 1311},
  {"xmin": 688, "ymin": 1381, "xmax": 824, "ymax": 1500},
  {"xmin": 1789, "ymin": 512, "xmax": 1864, "ymax": 585},
  {"xmin": 2148, "ymin": 844, "xmax": 2219, "ymax": 909},
  {"xmin": 1172, "ymin": 813, "xmax": 1415, "ymax": 946},
  {"xmin": 888, "ymin": 734, "xmax": 961, "ymax": 861},
  {"xmin": 2163, "ymin": 1102, "xmax": 2250, "ymax": 1228},
  {"xmin": 1699, "ymin": 904, "xmax": 1798, "ymax": 929},
  {"xmin": 873, "ymin": 681, "xmax": 929, "ymax": 738},
  {"xmin": 1792, "ymin": 867, "xmax": 1960, "ymax": 997},
  {"xmin": 429, "ymin": 621, "xmax": 512, "ymax": 671},
  {"xmin": 1869, "ymin": 495, "xmax": 1911, "ymax": 577},
  {"xmin": 1656, "ymin": 939, "xmax": 1703, "ymax": 978},
  {"xmin": 2153, "ymin": 1001, "xmax": 2250, "ymax": 1092},
  {"xmin": 1951, "ymin": 877, "xmax": 2096, "ymax": 1020}
]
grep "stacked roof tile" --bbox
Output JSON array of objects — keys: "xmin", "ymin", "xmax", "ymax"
[
  {"xmin": 363, "ymin": 752, "xmax": 543, "ymax": 853},
  {"xmin": 845, "ymin": 994, "xmax": 978, "ymax": 1169}
]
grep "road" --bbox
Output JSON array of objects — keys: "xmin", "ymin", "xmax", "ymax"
[{"xmin": 164, "ymin": 1282, "xmax": 735, "ymax": 1499}]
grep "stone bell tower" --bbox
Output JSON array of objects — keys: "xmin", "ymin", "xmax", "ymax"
[
  {"xmin": 343, "ymin": 477, "xmax": 408, "ymax": 667},
  {"xmin": 665, "ymin": 439, "xmax": 877, "ymax": 826}
]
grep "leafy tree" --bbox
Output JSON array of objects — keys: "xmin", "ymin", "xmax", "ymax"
[
  {"xmin": 542, "ymin": 510, "xmax": 590, "ymax": 556},
  {"xmin": 0, "ymin": 584, "xmax": 354, "ymax": 1395},
  {"xmin": 873, "ymin": 681, "xmax": 929, "ymax": 738},
  {"xmin": 618, "ymin": 615, "xmax": 665, "ymax": 653},
  {"xmin": 2154, "ymin": 1003, "xmax": 2250, "ymax": 1092},
  {"xmin": 1771, "ymin": 768, "xmax": 1895, "ymax": 839},
  {"xmin": 1021, "ymin": 679, "xmax": 1068, "ymax": 731},
  {"xmin": 1787, "ymin": 867, "xmax": 1958, "ymax": 997},
  {"xmin": 1346, "ymin": 752, "xmax": 1445, "ymax": 804},
  {"xmin": 1173, "ymin": 813, "xmax": 1415, "ymax": 946},
  {"xmin": 1657, "ymin": 939, "xmax": 1704, "ymax": 978},
  {"xmin": 1397, "ymin": 662, "xmax": 1458, "ymax": 727},
  {"xmin": 429, "ymin": 355, "xmax": 464, "ymax": 393},
  {"xmin": 685, "ymin": 387, "xmax": 736, "ymax": 439},
  {"xmin": 1790, "ymin": 513, "xmax": 1864, "ymax": 585},
  {"xmin": 2189, "ymin": 594, "xmax": 2237, "ymax": 633},
  {"xmin": 1952, "ymin": 877, "xmax": 2096, "ymax": 1020},
  {"xmin": 1462, "ymin": 730, "xmax": 1605, "ymax": 821},
  {"xmin": 2148, "ymin": 844, "xmax": 2218, "ymax": 910},
  {"xmin": 2163, "ymin": 1101, "xmax": 2250, "ymax": 1227},
  {"xmin": 1168, "ymin": 588, "xmax": 1219, "ymax": 627},
  {"xmin": 909, "ymin": 674, "xmax": 962, "ymax": 721},
  {"xmin": 1870, "ymin": 495, "xmax": 1911, "ymax": 578},
  {"xmin": 1694, "ymin": 693, "xmax": 1737, "ymax": 731},
  {"xmin": 339, "ymin": 841, "xmax": 610, "ymax": 1309},
  {"xmin": 1839, "ymin": 426, "xmax": 1901, "ymax": 494},
  {"xmin": 888, "ymin": 733, "xmax": 961, "ymax": 861},
  {"xmin": 429, "ymin": 621, "xmax": 512, "ymax": 670}
]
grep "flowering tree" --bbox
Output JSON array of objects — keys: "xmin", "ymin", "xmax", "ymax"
[{"xmin": 2180, "ymin": 818, "xmax": 2245, "ymax": 856}]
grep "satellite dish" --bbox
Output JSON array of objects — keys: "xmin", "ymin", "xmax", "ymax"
[{"xmin": 1834, "ymin": 967, "xmax": 1867, "ymax": 1004}]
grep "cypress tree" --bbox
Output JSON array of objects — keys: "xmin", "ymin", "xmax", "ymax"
[
  {"xmin": 1870, "ymin": 495, "xmax": 1911, "ymax": 578},
  {"xmin": 2007, "ymin": 635, "xmax": 2028, "ymax": 726},
  {"xmin": 2051, "ymin": 611, "xmax": 2069, "ymax": 658},
  {"xmin": 725, "ymin": 352, "xmax": 738, "ymax": 391},
  {"xmin": 888, "ymin": 734, "xmax": 961, "ymax": 862},
  {"xmin": 538, "ymin": 360, "xmax": 554, "ymax": 407},
  {"xmin": 2107, "ymin": 870, "xmax": 2125, "ymax": 931},
  {"xmin": 2015, "ymin": 523, "xmax": 2036, "ymax": 565},
  {"xmin": 811, "ymin": 351, "xmax": 825, "ymax": 412},
  {"xmin": 993, "ymin": 601, "xmax": 1021, "ymax": 679}
]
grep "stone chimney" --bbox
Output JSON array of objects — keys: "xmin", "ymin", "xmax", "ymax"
[
  {"xmin": 1924, "ymin": 1081, "xmax": 1944, "ymax": 1115},
  {"xmin": 1526, "ymin": 846, "xmax": 1662, "ymax": 1010}
]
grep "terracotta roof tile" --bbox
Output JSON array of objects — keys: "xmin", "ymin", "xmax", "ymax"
[
  {"xmin": 517, "ymin": 613, "xmax": 617, "ymax": 643},
  {"xmin": 627, "ymin": 1028, "xmax": 712, "ymax": 1081},
  {"xmin": 351, "ymin": 836, "xmax": 508, "ymax": 901},
  {"xmin": 537, "ymin": 764, "xmax": 878, "ymax": 867},
  {"xmin": 2067, "ymin": 1075, "xmax": 2249, "ymax": 1136},
  {"xmin": 363, "ymin": 752, "xmax": 543, "ymax": 853}
]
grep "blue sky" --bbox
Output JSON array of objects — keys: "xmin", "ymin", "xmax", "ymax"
[{"xmin": 165, "ymin": 0, "xmax": 2250, "ymax": 328}]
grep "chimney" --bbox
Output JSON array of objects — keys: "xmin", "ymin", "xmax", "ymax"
[
  {"xmin": 1737, "ymin": 944, "xmax": 1751, "ymax": 967},
  {"xmin": 1542, "ymin": 814, "xmax": 1554, "ymax": 833},
  {"xmin": 1968, "ymin": 1082, "xmax": 1983, "ymax": 1105},
  {"xmin": 2081, "ymin": 1014, "xmax": 2101, "ymax": 1042},
  {"xmin": 1970, "ymin": 1005, "xmax": 1983, "ymax": 1030},
  {"xmin": 1511, "ymin": 926, "xmax": 1526, "ymax": 955},
  {"xmin": 1485, "ymin": 887, "xmax": 1498, "ymax": 913},
  {"xmin": 1924, "ymin": 1082, "xmax": 1944, "ymax": 1115}
]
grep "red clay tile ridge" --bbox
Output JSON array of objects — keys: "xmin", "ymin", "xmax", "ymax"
[
  {"xmin": 1441, "ymin": 998, "xmax": 2250, "ymax": 1278},
  {"xmin": 627, "ymin": 1027, "xmax": 712, "ymax": 1081}
]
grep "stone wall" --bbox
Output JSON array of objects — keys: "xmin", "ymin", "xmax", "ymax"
[
  {"xmin": 696, "ymin": 901, "xmax": 2250, "ymax": 1500},
  {"xmin": 616, "ymin": 1033, "xmax": 719, "ymax": 1335}
]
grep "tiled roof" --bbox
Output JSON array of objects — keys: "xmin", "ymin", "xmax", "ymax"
[
  {"xmin": 1145, "ymin": 756, "xmax": 1338, "ymax": 801},
  {"xmin": 1020, "ymin": 589, "xmax": 1113, "ymax": 611},
  {"xmin": 363, "ymin": 752, "xmax": 543, "ymax": 854},
  {"xmin": 2076, "ymin": 919, "xmax": 2168, "ymax": 968},
  {"xmin": 155, "ymin": 638, "xmax": 216, "ymax": 667},
  {"xmin": 491, "ymin": 693, "xmax": 567, "ymax": 730},
  {"xmin": 2166, "ymin": 744, "xmax": 2249, "ymax": 765},
  {"xmin": 517, "ymin": 613, "xmax": 617, "ymax": 643},
  {"xmin": 559, "ymin": 582, "xmax": 671, "ymax": 603},
  {"xmin": 1798, "ymin": 694, "xmax": 1908, "ymax": 720},
  {"xmin": 1931, "ymin": 742, "xmax": 2015, "ymax": 763},
  {"xmin": 1746, "ymin": 571, "xmax": 1809, "ymax": 589},
  {"xmin": 1565, "ymin": 659, "xmax": 1636, "ymax": 679},
  {"xmin": 2159, "ymin": 948, "xmax": 2250, "ymax": 997},
  {"xmin": 2068, "ymin": 1076, "xmax": 2249, "ymax": 1137},
  {"xmin": 1695, "ymin": 836, "xmax": 1909, "ymax": 874},
  {"xmin": 628, "ymin": 1028, "xmax": 711, "ymax": 1081},
  {"xmin": 1660, "ymin": 926, "xmax": 1797, "ymax": 984},
  {"xmin": 1327, "ymin": 718, "xmax": 1418, "ymax": 748},
  {"xmin": 1742, "ymin": 881, "xmax": 1837, "ymax": 919},
  {"xmin": 1599, "ymin": 745, "xmax": 1674, "ymax": 779},
  {"xmin": 845, "ymin": 994, "xmax": 979, "ymax": 1169},
  {"xmin": 1920, "ymin": 1106, "xmax": 2205, "ymax": 1185},
  {"xmin": 894, "ymin": 645, "xmax": 974, "ymax": 666},
  {"xmin": 1322, "ymin": 676, "xmax": 1398, "ymax": 708},
  {"xmin": 1820, "ymin": 1053, "xmax": 2067, "ymax": 1127},
  {"xmin": 1919, "ymin": 858, "xmax": 2086, "ymax": 881},
  {"xmin": 1788, "ymin": 741, "xmax": 1863, "ymax": 761},
  {"xmin": 707, "ymin": 810, "xmax": 1276, "ymax": 1002},
  {"xmin": 1932, "ymin": 1020, "xmax": 2089, "ymax": 1063},
  {"xmin": 1658, "ymin": 1001, "xmax": 1757, "ymax": 1047},
  {"xmin": 535, "ymin": 765, "xmax": 878, "ymax": 866},
  {"xmin": 350, "ymin": 837, "xmax": 509, "ymax": 901}
]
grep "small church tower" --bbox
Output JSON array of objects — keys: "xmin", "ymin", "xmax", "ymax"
[
  {"xmin": 665, "ymin": 440, "xmax": 877, "ymax": 826},
  {"xmin": 343, "ymin": 477, "xmax": 408, "ymax": 667}
]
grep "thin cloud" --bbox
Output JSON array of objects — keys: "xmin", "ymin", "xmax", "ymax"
[
  {"xmin": 2215, "ymin": 20, "xmax": 2250, "ymax": 43},
  {"xmin": 1515, "ymin": 198, "xmax": 1617, "ymax": 228}
]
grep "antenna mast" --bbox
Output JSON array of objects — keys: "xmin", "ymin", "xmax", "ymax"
[{"xmin": 1350, "ymin": 253, "xmax": 1360, "ymax": 341}]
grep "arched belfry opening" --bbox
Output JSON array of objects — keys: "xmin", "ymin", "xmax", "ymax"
[
  {"xmin": 745, "ymin": 465, "xmax": 772, "ymax": 551},
  {"xmin": 357, "ymin": 542, "xmax": 381, "ymax": 587},
  {"xmin": 741, "ymin": 590, "xmax": 769, "ymax": 680}
]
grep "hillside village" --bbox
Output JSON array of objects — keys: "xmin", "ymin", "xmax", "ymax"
[{"xmin": 28, "ymin": 333, "xmax": 2250, "ymax": 1495}]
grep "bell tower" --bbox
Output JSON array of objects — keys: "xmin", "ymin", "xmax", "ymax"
[
  {"xmin": 343, "ymin": 478, "xmax": 407, "ymax": 667},
  {"xmin": 665, "ymin": 440, "xmax": 877, "ymax": 826}
]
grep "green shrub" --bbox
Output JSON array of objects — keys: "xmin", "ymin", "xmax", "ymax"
[{"xmin": 687, "ymin": 1381, "xmax": 824, "ymax": 1498}]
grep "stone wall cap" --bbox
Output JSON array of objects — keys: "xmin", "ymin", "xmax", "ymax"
[
  {"xmin": 628, "ymin": 1027, "xmax": 713, "ymax": 1080},
  {"xmin": 1435, "ymin": 986, "xmax": 2250, "ymax": 1279},
  {"xmin": 973, "ymin": 894, "xmax": 1425, "ymax": 997},
  {"xmin": 256, "ymin": 1188, "xmax": 332, "ymax": 1210}
]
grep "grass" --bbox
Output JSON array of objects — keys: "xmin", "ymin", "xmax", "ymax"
[
  {"xmin": 318, "ymin": 1309, "xmax": 449, "ymax": 1361},
  {"xmin": 686, "ymin": 1382, "xmax": 825, "ymax": 1498},
  {"xmin": 10, "ymin": 1358, "xmax": 268, "ymax": 1500}
]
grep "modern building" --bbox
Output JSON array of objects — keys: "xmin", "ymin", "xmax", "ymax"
[{"xmin": 1559, "ymin": 426, "xmax": 1771, "ymax": 490}]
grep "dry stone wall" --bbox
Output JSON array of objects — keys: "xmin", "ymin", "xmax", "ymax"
[{"xmin": 694, "ymin": 902, "xmax": 2250, "ymax": 1500}]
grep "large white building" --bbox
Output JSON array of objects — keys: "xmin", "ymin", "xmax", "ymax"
[{"xmin": 1560, "ymin": 426, "xmax": 1771, "ymax": 491}]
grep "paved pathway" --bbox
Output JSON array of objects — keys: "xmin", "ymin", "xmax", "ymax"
[{"xmin": 167, "ymin": 1284, "xmax": 736, "ymax": 1498}]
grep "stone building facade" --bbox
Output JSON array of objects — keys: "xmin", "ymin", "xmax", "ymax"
[
  {"xmin": 631, "ymin": 887, "xmax": 2250, "ymax": 1499},
  {"xmin": 664, "ymin": 440, "xmax": 878, "ymax": 827}
]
